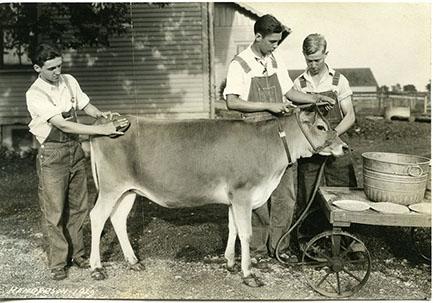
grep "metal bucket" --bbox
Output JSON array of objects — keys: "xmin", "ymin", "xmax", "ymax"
[{"xmin": 362, "ymin": 152, "xmax": 430, "ymax": 205}]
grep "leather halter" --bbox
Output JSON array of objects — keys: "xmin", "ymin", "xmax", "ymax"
[{"xmin": 277, "ymin": 105, "xmax": 337, "ymax": 164}]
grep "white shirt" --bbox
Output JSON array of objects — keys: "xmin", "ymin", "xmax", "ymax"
[
  {"xmin": 26, "ymin": 74, "xmax": 90, "ymax": 144},
  {"xmin": 292, "ymin": 65, "xmax": 353, "ymax": 102},
  {"xmin": 223, "ymin": 45, "xmax": 293, "ymax": 101}
]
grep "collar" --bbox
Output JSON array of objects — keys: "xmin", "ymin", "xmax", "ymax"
[
  {"xmin": 302, "ymin": 64, "xmax": 335, "ymax": 81},
  {"xmin": 248, "ymin": 43, "xmax": 274, "ymax": 62},
  {"xmin": 34, "ymin": 75, "xmax": 66, "ymax": 92}
]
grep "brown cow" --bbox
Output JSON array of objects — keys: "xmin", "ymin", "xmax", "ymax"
[{"xmin": 88, "ymin": 108, "xmax": 346, "ymax": 286}]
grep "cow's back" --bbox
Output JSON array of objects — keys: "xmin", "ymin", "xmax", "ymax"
[{"xmin": 90, "ymin": 116, "xmax": 287, "ymax": 208}]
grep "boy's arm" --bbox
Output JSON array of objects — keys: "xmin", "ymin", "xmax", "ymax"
[
  {"xmin": 285, "ymin": 88, "xmax": 336, "ymax": 107},
  {"xmin": 82, "ymin": 103, "xmax": 120, "ymax": 119},
  {"xmin": 49, "ymin": 114, "xmax": 126, "ymax": 136},
  {"xmin": 226, "ymin": 94, "xmax": 294, "ymax": 114}
]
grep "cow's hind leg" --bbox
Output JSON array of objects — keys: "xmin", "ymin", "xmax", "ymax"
[
  {"xmin": 224, "ymin": 206, "xmax": 238, "ymax": 273},
  {"xmin": 110, "ymin": 191, "xmax": 144, "ymax": 271},
  {"xmin": 89, "ymin": 190, "xmax": 124, "ymax": 280},
  {"xmin": 231, "ymin": 197, "xmax": 264, "ymax": 287}
]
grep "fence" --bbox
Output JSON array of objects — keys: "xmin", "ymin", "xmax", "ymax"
[{"xmin": 353, "ymin": 92, "xmax": 431, "ymax": 116}]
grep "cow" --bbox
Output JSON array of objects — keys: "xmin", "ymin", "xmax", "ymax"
[{"xmin": 88, "ymin": 107, "xmax": 346, "ymax": 287}]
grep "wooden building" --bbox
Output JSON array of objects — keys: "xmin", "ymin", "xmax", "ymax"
[{"xmin": 0, "ymin": 3, "xmax": 291, "ymax": 148}]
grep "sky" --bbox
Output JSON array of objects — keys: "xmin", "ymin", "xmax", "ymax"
[{"xmin": 247, "ymin": 1, "xmax": 432, "ymax": 91}]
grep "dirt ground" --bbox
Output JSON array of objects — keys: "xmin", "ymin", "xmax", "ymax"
[{"xmin": 0, "ymin": 116, "xmax": 431, "ymax": 301}]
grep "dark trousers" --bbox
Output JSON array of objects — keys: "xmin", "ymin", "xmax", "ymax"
[
  {"xmin": 36, "ymin": 141, "xmax": 88, "ymax": 269},
  {"xmin": 250, "ymin": 164, "xmax": 296, "ymax": 257},
  {"xmin": 297, "ymin": 150, "xmax": 357, "ymax": 211}
]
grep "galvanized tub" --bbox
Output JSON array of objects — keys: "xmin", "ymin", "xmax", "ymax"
[{"xmin": 362, "ymin": 152, "xmax": 430, "ymax": 205}]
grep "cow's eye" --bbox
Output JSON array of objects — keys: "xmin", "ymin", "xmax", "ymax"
[{"xmin": 317, "ymin": 125, "xmax": 327, "ymax": 131}]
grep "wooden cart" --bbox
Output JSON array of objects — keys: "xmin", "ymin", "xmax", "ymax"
[{"xmin": 298, "ymin": 186, "xmax": 431, "ymax": 298}]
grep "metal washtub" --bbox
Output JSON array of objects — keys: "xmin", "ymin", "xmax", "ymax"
[{"xmin": 362, "ymin": 152, "xmax": 430, "ymax": 205}]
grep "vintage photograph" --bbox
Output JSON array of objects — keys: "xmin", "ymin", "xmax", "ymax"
[{"xmin": 0, "ymin": 1, "xmax": 431, "ymax": 301}]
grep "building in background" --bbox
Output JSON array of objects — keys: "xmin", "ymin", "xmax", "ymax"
[{"xmin": 0, "ymin": 3, "xmax": 291, "ymax": 149}]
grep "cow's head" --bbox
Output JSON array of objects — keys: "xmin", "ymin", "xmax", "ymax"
[{"xmin": 296, "ymin": 107, "xmax": 347, "ymax": 158}]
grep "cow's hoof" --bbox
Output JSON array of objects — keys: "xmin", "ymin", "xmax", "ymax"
[
  {"xmin": 242, "ymin": 274, "xmax": 264, "ymax": 287},
  {"xmin": 225, "ymin": 263, "xmax": 240, "ymax": 274},
  {"xmin": 91, "ymin": 267, "xmax": 107, "ymax": 280},
  {"xmin": 129, "ymin": 262, "xmax": 145, "ymax": 271}
]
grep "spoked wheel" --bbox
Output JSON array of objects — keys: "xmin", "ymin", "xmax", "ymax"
[
  {"xmin": 301, "ymin": 230, "xmax": 371, "ymax": 298},
  {"xmin": 296, "ymin": 207, "xmax": 330, "ymax": 261},
  {"xmin": 411, "ymin": 227, "xmax": 431, "ymax": 263}
]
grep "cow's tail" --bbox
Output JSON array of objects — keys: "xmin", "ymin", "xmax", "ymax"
[{"xmin": 89, "ymin": 139, "xmax": 100, "ymax": 192}]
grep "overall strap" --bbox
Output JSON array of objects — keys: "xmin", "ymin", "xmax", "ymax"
[
  {"xmin": 233, "ymin": 56, "xmax": 251, "ymax": 73},
  {"xmin": 62, "ymin": 75, "xmax": 77, "ymax": 110},
  {"xmin": 299, "ymin": 76, "xmax": 307, "ymax": 88},
  {"xmin": 332, "ymin": 71, "xmax": 341, "ymax": 86},
  {"xmin": 277, "ymin": 118, "xmax": 292, "ymax": 165}
]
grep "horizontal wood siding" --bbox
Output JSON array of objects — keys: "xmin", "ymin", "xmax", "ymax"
[
  {"xmin": 0, "ymin": 3, "xmax": 211, "ymax": 124},
  {"xmin": 0, "ymin": 72, "xmax": 36, "ymax": 124},
  {"xmin": 68, "ymin": 3, "xmax": 210, "ymax": 119}
]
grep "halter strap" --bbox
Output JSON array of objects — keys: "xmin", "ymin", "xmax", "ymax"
[
  {"xmin": 277, "ymin": 119, "xmax": 292, "ymax": 164},
  {"xmin": 295, "ymin": 105, "xmax": 336, "ymax": 154}
]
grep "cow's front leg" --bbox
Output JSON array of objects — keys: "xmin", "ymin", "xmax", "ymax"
[
  {"xmin": 89, "ymin": 191, "xmax": 121, "ymax": 280},
  {"xmin": 231, "ymin": 198, "xmax": 264, "ymax": 287},
  {"xmin": 110, "ymin": 192, "xmax": 144, "ymax": 271},
  {"xmin": 224, "ymin": 206, "xmax": 238, "ymax": 273}
]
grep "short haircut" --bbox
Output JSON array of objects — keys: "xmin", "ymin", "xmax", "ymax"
[
  {"xmin": 254, "ymin": 14, "xmax": 283, "ymax": 37},
  {"xmin": 30, "ymin": 44, "xmax": 61, "ymax": 67},
  {"xmin": 302, "ymin": 34, "xmax": 327, "ymax": 55}
]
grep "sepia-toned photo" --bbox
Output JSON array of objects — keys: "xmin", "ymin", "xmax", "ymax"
[{"xmin": 0, "ymin": 1, "xmax": 431, "ymax": 301}]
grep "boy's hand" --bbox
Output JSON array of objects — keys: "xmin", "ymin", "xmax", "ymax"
[{"xmin": 100, "ymin": 111, "xmax": 121, "ymax": 120}]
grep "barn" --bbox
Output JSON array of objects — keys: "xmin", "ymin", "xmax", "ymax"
[{"xmin": 0, "ymin": 2, "xmax": 292, "ymax": 149}]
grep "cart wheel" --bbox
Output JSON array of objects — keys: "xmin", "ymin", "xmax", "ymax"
[
  {"xmin": 301, "ymin": 230, "xmax": 371, "ymax": 298},
  {"xmin": 411, "ymin": 227, "xmax": 431, "ymax": 263},
  {"xmin": 296, "ymin": 207, "xmax": 330, "ymax": 261}
]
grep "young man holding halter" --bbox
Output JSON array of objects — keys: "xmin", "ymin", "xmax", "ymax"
[
  {"xmin": 223, "ymin": 15, "xmax": 336, "ymax": 267},
  {"xmin": 292, "ymin": 33, "xmax": 358, "ymax": 222}
]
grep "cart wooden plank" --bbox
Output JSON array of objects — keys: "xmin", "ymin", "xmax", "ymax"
[{"xmin": 318, "ymin": 187, "xmax": 431, "ymax": 228}]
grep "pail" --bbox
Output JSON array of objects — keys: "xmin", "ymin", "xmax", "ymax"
[{"xmin": 362, "ymin": 152, "xmax": 430, "ymax": 205}]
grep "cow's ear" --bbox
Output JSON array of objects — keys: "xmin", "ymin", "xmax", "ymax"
[{"xmin": 299, "ymin": 110, "xmax": 316, "ymax": 125}]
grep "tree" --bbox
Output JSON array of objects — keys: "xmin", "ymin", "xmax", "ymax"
[
  {"xmin": 0, "ymin": 3, "xmax": 130, "ymax": 60},
  {"xmin": 391, "ymin": 83, "xmax": 402, "ymax": 93},
  {"xmin": 403, "ymin": 84, "xmax": 417, "ymax": 93},
  {"xmin": 426, "ymin": 80, "xmax": 431, "ymax": 92},
  {"xmin": 379, "ymin": 85, "xmax": 389, "ymax": 94}
]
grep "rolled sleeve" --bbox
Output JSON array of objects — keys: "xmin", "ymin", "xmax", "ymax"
[
  {"xmin": 223, "ymin": 61, "xmax": 247, "ymax": 100},
  {"xmin": 337, "ymin": 76, "xmax": 353, "ymax": 102},
  {"xmin": 292, "ymin": 78, "xmax": 303, "ymax": 92},
  {"xmin": 275, "ymin": 56, "xmax": 293, "ymax": 95}
]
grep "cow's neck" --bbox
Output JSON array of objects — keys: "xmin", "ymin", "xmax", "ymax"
[{"xmin": 280, "ymin": 115, "xmax": 313, "ymax": 162}]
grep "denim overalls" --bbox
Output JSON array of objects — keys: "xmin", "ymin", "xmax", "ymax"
[
  {"xmin": 32, "ymin": 75, "xmax": 88, "ymax": 270},
  {"xmin": 233, "ymin": 55, "xmax": 296, "ymax": 257},
  {"xmin": 296, "ymin": 72, "xmax": 358, "ymax": 211}
]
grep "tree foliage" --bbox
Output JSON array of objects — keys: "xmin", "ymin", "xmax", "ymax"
[
  {"xmin": 0, "ymin": 3, "xmax": 130, "ymax": 55},
  {"xmin": 403, "ymin": 84, "xmax": 417, "ymax": 93}
]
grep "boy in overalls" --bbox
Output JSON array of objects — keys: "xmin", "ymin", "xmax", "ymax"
[
  {"xmin": 26, "ymin": 44, "xmax": 129, "ymax": 280},
  {"xmin": 223, "ymin": 16, "xmax": 336, "ymax": 268},
  {"xmin": 293, "ymin": 34, "xmax": 358, "ymax": 219}
]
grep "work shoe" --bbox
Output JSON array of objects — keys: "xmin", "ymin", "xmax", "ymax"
[
  {"xmin": 251, "ymin": 255, "xmax": 273, "ymax": 270},
  {"xmin": 71, "ymin": 256, "xmax": 90, "ymax": 268},
  {"xmin": 50, "ymin": 267, "xmax": 67, "ymax": 280},
  {"xmin": 276, "ymin": 252, "xmax": 299, "ymax": 265}
]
